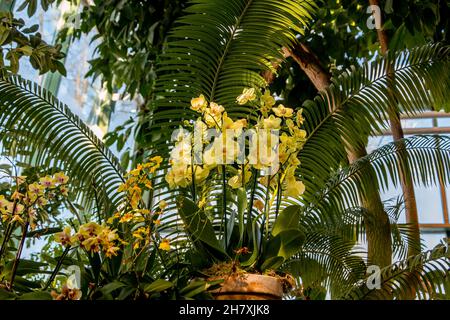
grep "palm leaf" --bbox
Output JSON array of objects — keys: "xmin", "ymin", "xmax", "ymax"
[
  {"xmin": 302, "ymin": 135, "xmax": 450, "ymax": 222},
  {"xmin": 143, "ymin": 0, "xmax": 317, "ymax": 241},
  {"xmin": 0, "ymin": 74, "xmax": 125, "ymax": 211},
  {"xmin": 343, "ymin": 239, "xmax": 450, "ymax": 300},
  {"xmin": 300, "ymin": 43, "xmax": 450, "ymax": 197}
]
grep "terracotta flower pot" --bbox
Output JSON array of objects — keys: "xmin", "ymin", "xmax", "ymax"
[{"xmin": 210, "ymin": 273, "xmax": 283, "ymax": 300}]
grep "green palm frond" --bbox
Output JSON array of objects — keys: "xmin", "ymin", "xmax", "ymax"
[
  {"xmin": 284, "ymin": 198, "xmax": 421, "ymax": 298},
  {"xmin": 282, "ymin": 134, "xmax": 450, "ymax": 295},
  {"xmin": 143, "ymin": 0, "xmax": 316, "ymax": 158},
  {"xmin": 384, "ymin": 197, "xmax": 424, "ymax": 260},
  {"xmin": 285, "ymin": 232, "xmax": 367, "ymax": 298},
  {"xmin": 343, "ymin": 239, "xmax": 450, "ymax": 300},
  {"xmin": 302, "ymin": 135, "xmax": 450, "ymax": 222},
  {"xmin": 153, "ymin": 0, "xmax": 315, "ymax": 110},
  {"xmin": 300, "ymin": 43, "xmax": 450, "ymax": 196},
  {"xmin": 144, "ymin": 0, "xmax": 317, "ymax": 228},
  {"xmin": 0, "ymin": 75, "xmax": 125, "ymax": 210}
]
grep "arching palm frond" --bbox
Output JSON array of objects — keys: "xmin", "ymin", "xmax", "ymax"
[
  {"xmin": 285, "ymin": 232, "xmax": 367, "ymax": 299},
  {"xmin": 300, "ymin": 43, "xmax": 450, "ymax": 198},
  {"xmin": 153, "ymin": 0, "xmax": 315, "ymax": 112},
  {"xmin": 343, "ymin": 239, "xmax": 450, "ymax": 300},
  {"xmin": 280, "ymin": 135, "xmax": 450, "ymax": 297},
  {"xmin": 143, "ymin": 0, "xmax": 316, "ymax": 159},
  {"xmin": 143, "ymin": 0, "xmax": 317, "ymax": 229},
  {"xmin": 0, "ymin": 75, "xmax": 125, "ymax": 211},
  {"xmin": 302, "ymin": 135, "xmax": 450, "ymax": 224}
]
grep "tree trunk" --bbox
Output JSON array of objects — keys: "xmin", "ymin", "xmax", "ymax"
[
  {"xmin": 368, "ymin": 0, "xmax": 421, "ymax": 299},
  {"xmin": 283, "ymin": 43, "xmax": 392, "ymax": 268},
  {"xmin": 368, "ymin": 0, "xmax": 421, "ymax": 259}
]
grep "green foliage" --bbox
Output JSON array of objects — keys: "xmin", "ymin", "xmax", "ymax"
[
  {"xmin": 307, "ymin": 135, "xmax": 450, "ymax": 213},
  {"xmin": 177, "ymin": 196, "xmax": 307, "ymax": 273},
  {"xmin": 176, "ymin": 196, "xmax": 228, "ymax": 261},
  {"xmin": 343, "ymin": 239, "xmax": 450, "ymax": 300},
  {"xmin": 0, "ymin": 10, "xmax": 66, "ymax": 76},
  {"xmin": 17, "ymin": 0, "xmax": 188, "ymax": 99},
  {"xmin": 0, "ymin": 0, "xmax": 449, "ymax": 301},
  {"xmin": 299, "ymin": 43, "xmax": 450, "ymax": 201},
  {"xmin": 0, "ymin": 74, "xmax": 125, "ymax": 210},
  {"xmin": 273, "ymin": 0, "xmax": 450, "ymax": 105}
]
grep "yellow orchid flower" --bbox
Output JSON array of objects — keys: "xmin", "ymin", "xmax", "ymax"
[
  {"xmin": 54, "ymin": 172, "xmax": 70, "ymax": 184},
  {"xmin": 228, "ymin": 167, "xmax": 252, "ymax": 189},
  {"xmin": 39, "ymin": 176, "xmax": 56, "ymax": 188},
  {"xmin": 150, "ymin": 156, "xmax": 163, "ymax": 165},
  {"xmin": 263, "ymin": 115, "xmax": 282, "ymax": 129},
  {"xmin": 119, "ymin": 212, "xmax": 135, "ymax": 223},
  {"xmin": 253, "ymin": 199, "xmax": 265, "ymax": 212},
  {"xmin": 159, "ymin": 239, "xmax": 171, "ymax": 251},
  {"xmin": 248, "ymin": 130, "xmax": 279, "ymax": 170},
  {"xmin": 36, "ymin": 196, "xmax": 48, "ymax": 207},
  {"xmin": 272, "ymin": 104, "xmax": 294, "ymax": 118},
  {"xmin": 221, "ymin": 114, "xmax": 247, "ymax": 136},
  {"xmin": 260, "ymin": 89, "xmax": 275, "ymax": 108},
  {"xmin": 15, "ymin": 176, "xmax": 27, "ymax": 185},
  {"xmin": 191, "ymin": 94, "xmax": 208, "ymax": 112},
  {"xmin": 292, "ymin": 127, "xmax": 307, "ymax": 141},
  {"xmin": 129, "ymin": 165, "xmax": 143, "ymax": 177},
  {"xmin": 170, "ymin": 140, "xmax": 192, "ymax": 165},
  {"xmin": 10, "ymin": 203, "xmax": 25, "ymax": 215},
  {"xmin": 10, "ymin": 190, "xmax": 24, "ymax": 201},
  {"xmin": 198, "ymin": 198, "xmax": 207, "ymax": 209},
  {"xmin": 0, "ymin": 195, "xmax": 11, "ymax": 208},
  {"xmin": 129, "ymin": 185, "xmax": 142, "ymax": 209},
  {"xmin": 296, "ymin": 109, "xmax": 305, "ymax": 126},
  {"xmin": 204, "ymin": 108, "xmax": 222, "ymax": 128},
  {"xmin": 11, "ymin": 214, "xmax": 25, "ymax": 224},
  {"xmin": 78, "ymin": 222, "xmax": 102, "ymax": 238},
  {"xmin": 99, "ymin": 227, "xmax": 119, "ymax": 243},
  {"xmin": 132, "ymin": 230, "xmax": 144, "ymax": 240},
  {"xmin": 104, "ymin": 246, "xmax": 120, "ymax": 258},
  {"xmin": 60, "ymin": 185, "xmax": 69, "ymax": 197},
  {"xmin": 81, "ymin": 237, "xmax": 101, "ymax": 252},
  {"xmin": 284, "ymin": 178, "xmax": 305, "ymax": 198},
  {"xmin": 286, "ymin": 119, "xmax": 296, "ymax": 132},
  {"xmin": 288, "ymin": 155, "xmax": 301, "ymax": 167},
  {"xmin": 209, "ymin": 102, "xmax": 225, "ymax": 116},
  {"xmin": 236, "ymin": 88, "xmax": 256, "ymax": 105},
  {"xmin": 28, "ymin": 182, "xmax": 45, "ymax": 196},
  {"xmin": 55, "ymin": 226, "xmax": 75, "ymax": 247},
  {"xmin": 165, "ymin": 164, "xmax": 192, "ymax": 189},
  {"xmin": 193, "ymin": 165, "xmax": 210, "ymax": 184}
]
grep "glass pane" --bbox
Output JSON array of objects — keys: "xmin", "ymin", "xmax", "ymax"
[
  {"xmin": 421, "ymin": 232, "xmax": 447, "ymax": 250},
  {"xmin": 57, "ymin": 31, "xmax": 102, "ymax": 125},
  {"xmin": 437, "ymin": 117, "xmax": 450, "ymax": 127},
  {"xmin": 415, "ymin": 185, "xmax": 444, "ymax": 224},
  {"xmin": 401, "ymin": 118, "xmax": 433, "ymax": 129},
  {"xmin": 367, "ymin": 135, "xmax": 393, "ymax": 153}
]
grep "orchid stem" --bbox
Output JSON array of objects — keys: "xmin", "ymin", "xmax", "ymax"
[
  {"xmin": 222, "ymin": 165, "xmax": 228, "ymax": 250},
  {"xmin": 9, "ymin": 222, "xmax": 29, "ymax": 290},
  {"xmin": 0, "ymin": 222, "xmax": 14, "ymax": 262},
  {"xmin": 275, "ymin": 175, "xmax": 282, "ymax": 220},
  {"xmin": 244, "ymin": 169, "xmax": 258, "ymax": 245},
  {"xmin": 44, "ymin": 246, "xmax": 71, "ymax": 290}
]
